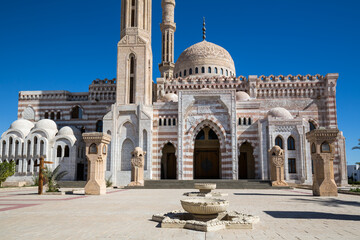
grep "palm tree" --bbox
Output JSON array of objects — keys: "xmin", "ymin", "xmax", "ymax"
[
  {"xmin": 353, "ymin": 139, "xmax": 360, "ymax": 150},
  {"xmin": 43, "ymin": 165, "xmax": 68, "ymax": 192}
]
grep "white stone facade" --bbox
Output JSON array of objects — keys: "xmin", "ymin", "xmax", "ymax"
[
  {"xmin": 2, "ymin": 0, "xmax": 348, "ymax": 187},
  {"xmin": 1, "ymin": 119, "xmax": 85, "ymax": 183}
]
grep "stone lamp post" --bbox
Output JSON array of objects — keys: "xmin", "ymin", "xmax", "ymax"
[
  {"xmin": 306, "ymin": 129, "xmax": 339, "ymax": 197},
  {"xmin": 83, "ymin": 132, "xmax": 111, "ymax": 195},
  {"xmin": 268, "ymin": 145, "xmax": 288, "ymax": 186}
]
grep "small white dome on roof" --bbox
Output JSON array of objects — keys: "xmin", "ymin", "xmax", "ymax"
[
  {"xmin": 10, "ymin": 119, "xmax": 34, "ymax": 131},
  {"xmin": 58, "ymin": 126, "xmax": 81, "ymax": 136},
  {"xmin": 9, "ymin": 119, "xmax": 34, "ymax": 136},
  {"xmin": 163, "ymin": 93, "xmax": 178, "ymax": 102},
  {"xmin": 236, "ymin": 91, "xmax": 250, "ymax": 101},
  {"xmin": 267, "ymin": 107, "xmax": 293, "ymax": 119},
  {"xmin": 35, "ymin": 119, "xmax": 57, "ymax": 130}
]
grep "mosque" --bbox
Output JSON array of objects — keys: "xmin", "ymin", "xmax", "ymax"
[{"xmin": 0, "ymin": 0, "xmax": 348, "ymax": 186}]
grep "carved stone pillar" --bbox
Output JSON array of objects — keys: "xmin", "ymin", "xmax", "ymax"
[
  {"xmin": 128, "ymin": 147, "xmax": 146, "ymax": 186},
  {"xmin": 83, "ymin": 133, "xmax": 111, "ymax": 195},
  {"xmin": 306, "ymin": 129, "xmax": 339, "ymax": 197},
  {"xmin": 268, "ymin": 146, "xmax": 288, "ymax": 186}
]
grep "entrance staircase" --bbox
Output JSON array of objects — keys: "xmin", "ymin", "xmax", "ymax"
[{"xmin": 126, "ymin": 179, "xmax": 290, "ymax": 189}]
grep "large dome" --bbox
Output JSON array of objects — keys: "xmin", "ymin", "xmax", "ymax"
[{"xmin": 174, "ymin": 40, "xmax": 236, "ymax": 78}]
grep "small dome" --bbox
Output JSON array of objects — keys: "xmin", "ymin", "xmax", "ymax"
[
  {"xmin": 163, "ymin": 93, "xmax": 178, "ymax": 102},
  {"xmin": 35, "ymin": 119, "xmax": 57, "ymax": 130},
  {"xmin": 58, "ymin": 126, "xmax": 81, "ymax": 136},
  {"xmin": 10, "ymin": 119, "xmax": 34, "ymax": 131},
  {"xmin": 267, "ymin": 107, "xmax": 293, "ymax": 119},
  {"xmin": 236, "ymin": 91, "xmax": 250, "ymax": 101},
  {"xmin": 174, "ymin": 40, "xmax": 236, "ymax": 78},
  {"xmin": 9, "ymin": 119, "xmax": 34, "ymax": 136}
]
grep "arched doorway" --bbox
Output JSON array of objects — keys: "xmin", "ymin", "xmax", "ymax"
[
  {"xmin": 238, "ymin": 142, "xmax": 255, "ymax": 179},
  {"xmin": 194, "ymin": 127, "xmax": 220, "ymax": 179},
  {"xmin": 161, "ymin": 143, "xmax": 176, "ymax": 179}
]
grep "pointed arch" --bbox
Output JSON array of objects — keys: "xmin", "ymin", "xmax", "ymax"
[
  {"xmin": 275, "ymin": 136, "xmax": 284, "ymax": 149},
  {"xmin": 121, "ymin": 138, "xmax": 134, "ymax": 171}
]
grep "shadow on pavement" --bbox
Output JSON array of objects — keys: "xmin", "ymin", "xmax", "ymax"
[
  {"xmin": 290, "ymin": 198, "xmax": 360, "ymax": 208},
  {"xmin": 264, "ymin": 211, "xmax": 360, "ymax": 221},
  {"xmin": 234, "ymin": 193, "xmax": 311, "ymax": 197}
]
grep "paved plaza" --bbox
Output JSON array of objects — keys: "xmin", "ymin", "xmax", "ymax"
[{"xmin": 0, "ymin": 187, "xmax": 359, "ymax": 240}]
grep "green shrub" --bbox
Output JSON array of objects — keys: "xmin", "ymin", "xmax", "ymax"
[
  {"xmin": 0, "ymin": 161, "xmax": 16, "ymax": 186},
  {"xmin": 43, "ymin": 166, "xmax": 68, "ymax": 192},
  {"xmin": 350, "ymin": 188, "xmax": 360, "ymax": 193},
  {"xmin": 106, "ymin": 175, "xmax": 113, "ymax": 188}
]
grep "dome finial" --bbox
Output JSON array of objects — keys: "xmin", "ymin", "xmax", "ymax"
[{"xmin": 202, "ymin": 17, "xmax": 206, "ymax": 41}]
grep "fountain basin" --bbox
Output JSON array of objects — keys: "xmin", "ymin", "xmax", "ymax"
[
  {"xmin": 180, "ymin": 198, "xmax": 229, "ymax": 215},
  {"xmin": 194, "ymin": 183, "xmax": 216, "ymax": 193}
]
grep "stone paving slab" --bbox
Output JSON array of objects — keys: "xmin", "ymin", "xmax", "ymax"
[{"xmin": 0, "ymin": 188, "xmax": 359, "ymax": 240}]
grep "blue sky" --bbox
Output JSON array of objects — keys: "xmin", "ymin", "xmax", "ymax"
[{"xmin": 0, "ymin": 0, "xmax": 359, "ymax": 164}]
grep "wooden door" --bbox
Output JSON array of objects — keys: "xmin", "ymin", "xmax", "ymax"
[
  {"xmin": 238, "ymin": 152, "xmax": 248, "ymax": 179},
  {"xmin": 194, "ymin": 150, "xmax": 219, "ymax": 179},
  {"xmin": 167, "ymin": 153, "xmax": 176, "ymax": 179}
]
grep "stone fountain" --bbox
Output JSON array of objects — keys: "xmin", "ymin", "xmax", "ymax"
[
  {"xmin": 183, "ymin": 183, "xmax": 228, "ymax": 197},
  {"xmin": 152, "ymin": 183, "xmax": 259, "ymax": 232}
]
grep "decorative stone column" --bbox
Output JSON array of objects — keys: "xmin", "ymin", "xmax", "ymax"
[
  {"xmin": 306, "ymin": 129, "xmax": 339, "ymax": 197},
  {"xmin": 83, "ymin": 133, "xmax": 111, "ymax": 195},
  {"xmin": 268, "ymin": 146, "xmax": 288, "ymax": 186},
  {"xmin": 128, "ymin": 147, "xmax": 146, "ymax": 186}
]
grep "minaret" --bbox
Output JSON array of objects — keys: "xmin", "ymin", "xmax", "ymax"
[
  {"xmin": 117, "ymin": 0, "xmax": 153, "ymax": 105},
  {"xmin": 159, "ymin": 0, "xmax": 176, "ymax": 79}
]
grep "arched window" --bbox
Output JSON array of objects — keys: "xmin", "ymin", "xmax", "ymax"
[
  {"xmin": 164, "ymin": 118, "xmax": 167, "ymax": 126},
  {"xmin": 27, "ymin": 160, "xmax": 31, "ymax": 172},
  {"xmin": 196, "ymin": 130, "xmax": 205, "ymax": 140},
  {"xmin": 201, "ymin": 67, "xmax": 205, "ymax": 73},
  {"xmin": 57, "ymin": 146, "xmax": 62, "ymax": 157},
  {"xmin": 176, "ymin": 73, "xmax": 178, "ymax": 78},
  {"xmin": 64, "ymin": 145, "xmax": 70, "ymax": 157},
  {"xmin": 275, "ymin": 136, "xmax": 283, "ymax": 149},
  {"xmin": 9, "ymin": 137, "xmax": 13, "ymax": 157},
  {"xmin": 226, "ymin": 70, "xmax": 229, "ymax": 76},
  {"xmin": 221, "ymin": 68, "xmax": 224, "ymax": 75},
  {"xmin": 189, "ymin": 68, "xmax": 192, "ymax": 75},
  {"xmin": 27, "ymin": 140, "xmax": 31, "ymax": 156},
  {"xmin": 56, "ymin": 112, "xmax": 61, "ymax": 120},
  {"xmin": 243, "ymin": 118, "xmax": 247, "ymax": 125},
  {"xmin": 287, "ymin": 136, "xmax": 295, "ymax": 150},
  {"xmin": 321, "ymin": 142, "xmax": 330, "ymax": 153},
  {"xmin": 40, "ymin": 140, "xmax": 44, "ymax": 156},
  {"xmin": 195, "ymin": 67, "xmax": 199, "ymax": 74},
  {"xmin": 96, "ymin": 120, "xmax": 103, "ymax": 132},
  {"xmin": 248, "ymin": 118, "xmax": 252, "ymax": 125},
  {"xmin": 309, "ymin": 121, "xmax": 316, "ymax": 131},
  {"xmin": 33, "ymin": 137, "xmax": 38, "ymax": 156},
  {"xmin": 215, "ymin": 67, "xmax": 218, "ymax": 74},
  {"xmin": 130, "ymin": 0, "xmax": 136, "ymax": 27},
  {"xmin": 184, "ymin": 70, "xmax": 187, "ymax": 76},
  {"xmin": 44, "ymin": 112, "xmax": 49, "ymax": 119},
  {"xmin": 168, "ymin": 119, "xmax": 171, "ymax": 126},
  {"xmin": 129, "ymin": 55, "xmax": 136, "ymax": 104},
  {"xmin": 179, "ymin": 72, "xmax": 182, "ymax": 77},
  {"xmin": 159, "ymin": 119, "xmax": 162, "ymax": 126},
  {"xmin": 311, "ymin": 143, "xmax": 316, "ymax": 153},
  {"xmin": 50, "ymin": 112, "xmax": 55, "ymax": 120},
  {"xmin": 208, "ymin": 67, "xmax": 211, "ymax": 73},
  {"xmin": 173, "ymin": 119, "xmax": 176, "ymax": 126},
  {"xmin": 71, "ymin": 106, "xmax": 83, "ymax": 119},
  {"xmin": 238, "ymin": 118, "xmax": 242, "ymax": 125},
  {"xmin": 208, "ymin": 129, "xmax": 218, "ymax": 140}
]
